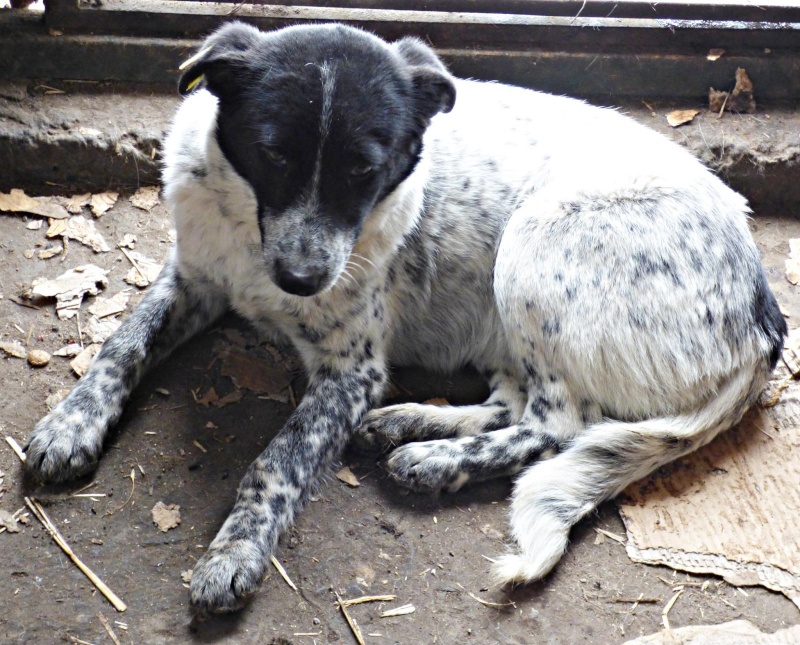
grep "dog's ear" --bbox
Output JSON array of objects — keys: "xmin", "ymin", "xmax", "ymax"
[
  {"xmin": 178, "ymin": 21, "xmax": 262, "ymax": 98},
  {"xmin": 393, "ymin": 37, "xmax": 456, "ymax": 120}
]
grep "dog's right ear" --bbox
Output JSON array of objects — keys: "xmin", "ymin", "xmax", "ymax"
[
  {"xmin": 393, "ymin": 37, "xmax": 456, "ymax": 121},
  {"xmin": 178, "ymin": 21, "xmax": 262, "ymax": 98}
]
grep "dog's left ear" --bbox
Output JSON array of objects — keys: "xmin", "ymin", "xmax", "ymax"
[
  {"xmin": 178, "ymin": 21, "xmax": 262, "ymax": 98},
  {"xmin": 393, "ymin": 37, "xmax": 456, "ymax": 120}
]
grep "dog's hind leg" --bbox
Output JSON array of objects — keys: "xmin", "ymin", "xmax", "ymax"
[
  {"xmin": 353, "ymin": 371, "xmax": 527, "ymax": 453},
  {"xmin": 25, "ymin": 255, "xmax": 228, "ymax": 483}
]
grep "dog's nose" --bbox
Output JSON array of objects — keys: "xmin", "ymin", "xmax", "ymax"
[{"xmin": 274, "ymin": 261, "xmax": 324, "ymax": 297}]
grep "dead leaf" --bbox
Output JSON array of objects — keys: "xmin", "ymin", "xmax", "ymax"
[
  {"xmin": 151, "ymin": 501, "xmax": 181, "ymax": 532},
  {"xmin": 53, "ymin": 343, "xmax": 82, "ymax": 357},
  {"xmin": 0, "ymin": 509, "xmax": 20, "ymax": 533},
  {"xmin": 90, "ymin": 191, "xmax": 118, "ymax": 218},
  {"xmin": 45, "ymin": 389, "xmax": 70, "ymax": 409},
  {"xmin": 46, "ymin": 215, "xmax": 110, "ymax": 253},
  {"xmin": 37, "ymin": 244, "xmax": 63, "ymax": 260},
  {"xmin": 181, "ymin": 569, "xmax": 193, "ymax": 583},
  {"xmin": 117, "ymin": 233, "xmax": 137, "ymax": 249},
  {"xmin": 193, "ymin": 387, "xmax": 219, "ymax": 407},
  {"xmin": 785, "ymin": 238, "xmax": 800, "ymax": 285},
  {"xmin": 666, "ymin": 109, "xmax": 700, "ymax": 128},
  {"xmin": 214, "ymin": 389, "xmax": 244, "ymax": 407},
  {"xmin": 336, "ymin": 466, "xmax": 361, "ymax": 487},
  {"xmin": 122, "ymin": 251, "xmax": 163, "ymax": 287},
  {"xmin": 130, "ymin": 186, "xmax": 160, "ymax": 212},
  {"xmin": 58, "ymin": 193, "xmax": 91, "ymax": 214},
  {"xmin": 0, "ymin": 189, "xmax": 70, "ymax": 219},
  {"xmin": 217, "ymin": 345, "xmax": 293, "ymax": 402},
  {"xmin": 0, "ymin": 341, "xmax": 27, "ymax": 359},
  {"xmin": 70, "ymin": 343, "xmax": 101, "ymax": 377},
  {"xmin": 709, "ymin": 67, "xmax": 757, "ymax": 115},
  {"xmin": 707, "ymin": 48, "xmax": 726, "ymax": 61},
  {"xmin": 29, "ymin": 264, "xmax": 109, "ymax": 319},
  {"xmin": 88, "ymin": 290, "xmax": 130, "ymax": 319},
  {"xmin": 86, "ymin": 316, "xmax": 120, "ymax": 344}
]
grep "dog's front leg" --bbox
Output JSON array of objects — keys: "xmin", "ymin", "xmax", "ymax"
[
  {"xmin": 25, "ymin": 257, "xmax": 228, "ymax": 483},
  {"xmin": 189, "ymin": 354, "xmax": 386, "ymax": 613}
]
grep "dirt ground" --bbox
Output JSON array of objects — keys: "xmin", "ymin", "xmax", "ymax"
[{"xmin": 0, "ymin": 191, "xmax": 799, "ymax": 645}]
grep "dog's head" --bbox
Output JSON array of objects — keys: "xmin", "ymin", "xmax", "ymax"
[{"xmin": 179, "ymin": 22, "xmax": 455, "ymax": 297}]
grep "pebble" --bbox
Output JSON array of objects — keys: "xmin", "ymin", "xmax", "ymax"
[{"xmin": 28, "ymin": 349, "xmax": 51, "ymax": 367}]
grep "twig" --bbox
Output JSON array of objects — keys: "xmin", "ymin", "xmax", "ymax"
[
  {"xmin": 118, "ymin": 246, "xmax": 148, "ymax": 283},
  {"xmin": 270, "ymin": 555, "xmax": 298, "ymax": 592},
  {"xmin": 594, "ymin": 527, "xmax": 626, "ymax": 544},
  {"xmin": 467, "ymin": 591, "xmax": 516, "ymax": 609},
  {"xmin": 341, "ymin": 594, "xmax": 397, "ymax": 607},
  {"xmin": 71, "ymin": 481, "xmax": 98, "ymax": 495},
  {"xmin": 96, "ymin": 613, "xmax": 121, "ymax": 645},
  {"xmin": 24, "ymin": 497, "xmax": 127, "ymax": 611},
  {"xmin": 609, "ymin": 596, "xmax": 660, "ymax": 604},
  {"xmin": 106, "ymin": 469, "xmax": 135, "ymax": 515},
  {"xmin": 67, "ymin": 637, "xmax": 97, "ymax": 645},
  {"xmin": 661, "ymin": 588, "xmax": 684, "ymax": 629},
  {"xmin": 5, "ymin": 436, "xmax": 27, "ymax": 463},
  {"xmin": 335, "ymin": 591, "xmax": 366, "ymax": 645}
]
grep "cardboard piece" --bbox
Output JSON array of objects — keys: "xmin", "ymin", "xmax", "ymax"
[
  {"xmin": 622, "ymin": 620, "xmax": 800, "ymax": 645},
  {"xmin": 619, "ymin": 379, "xmax": 800, "ymax": 608}
]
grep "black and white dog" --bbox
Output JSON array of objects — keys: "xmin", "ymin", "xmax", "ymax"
[{"xmin": 25, "ymin": 22, "xmax": 785, "ymax": 612}]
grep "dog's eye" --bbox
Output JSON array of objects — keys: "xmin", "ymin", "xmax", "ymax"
[
  {"xmin": 264, "ymin": 148, "xmax": 287, "ymax": 167},
  {"xmin": 349, "ymin": 164, "xmax": 373, "ymax": 178}
]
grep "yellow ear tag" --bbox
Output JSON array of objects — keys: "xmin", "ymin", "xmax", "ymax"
[
  {"xmin": 184, "ymin": 73, "xmax": 205, "ymax": 93},
  {"xmin": 179, "ymin": 46, "xmax": 212, "ymax": 71}
]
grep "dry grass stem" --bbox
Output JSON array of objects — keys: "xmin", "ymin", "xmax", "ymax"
[
  {"xmin": 594, "ymin": 528, "xmax": 626, "ymax": 544},
  {"xmin": 270, "ymin": 555, "xmax": 298, "ymax": 592},
  {"xmin": 335, "ymin": 591, "xmax": 366, "ymax": 645},
  {"xmin": 97, "ymin": 613, "xmax": 122, "ymax": 645},
  {"xmin": 5, "ymin": 436, "xmax": 27, "ymax": 463},
  {"xmin": 380, "ymin": 604, "xmax": 416, "ymax": 617},
  {"xmin": 341, "ymin": 594, "xmax": 397, "ymax": 607},
  {"xmin": 67, "ymin": 637, "xmax": 97, "ymax": 645},
  {"xmin": 467, "ymin": 592, "xmax": 516, "ymax": 609},
  {"xmin": 118, "ymin": 245, "xmax": 148, "ymax": 283},
  {"xmin": 661, "ymin": 588, "xmax": 684, "ymax": 630},
  {"xmin": 24, "ymin": 496, "xmax": 127, "ymax": 611}
]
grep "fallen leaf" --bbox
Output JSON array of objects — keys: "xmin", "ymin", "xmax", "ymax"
[
  {"xmin": 181, "ymin": 569, "xmax": 193, "ymax": 583},
  {"xmin": 480, "ymin": 524, "xmax": 505, "ymax": 540},
  {"xmin": 88, "ymin": 290, "xmax": 130, "ymax": 319},
  {"xmin": 46, "ymin": 215, "xmax": 110, "ymax": 253},
  {"xmin": 90, "ymin": 191, "xmax": 119, "ymax": 218},
  {"xmin": 193, "ymin": 387, "xmax": 219, "ymax": 407},
  {"xmin": 58, "ymin": 193, "xmax": 91, "ymax": 214},
  {"xmin": 707, "ymin": 48, "xmax": 726, "ymax": 61},
  {"xmin": 336, "ymin": 466, "xmax": 361, "ymax": 487},
  {"xmin": 29, "ymin": 264, "xmax": 109, "ymax": 320},
  {"xmin": 0, "ymin": 509, "xmax": 20, "ymax": 533},
  {"xmin": 70, "ymin": 343, "xmax": 101, "ymax": 377},
  {"xmin": 122, "ymin": 251, "xmax": 163, "ymax": 287},
  {"xmin": 0, "ymin": 341, "xmax": 27, "ymax": 359},
  {"xmin": 666, "ymin": 109, "xmax": 700, "ymax": 128},
  {"xmin": 130, "ymin": 186, "xmax": 160, "ymax": 212},
  {"xmin": 53, "ymin": 343, "xmax": 82, "ymax": 357},
  {"xmin": 217, "ymin": 345, "xmax": 293, "ymax": 402},
  {"xmin": 117, "ymin": 233, "xmax": 137, "ymax": 249},
  {"xmin": 0, "ymin": 189, "xmax": 70, "ymax": 219},
  {"xmin": 151, "ymin": 501, "xmax": 181, "ymax": 532}
]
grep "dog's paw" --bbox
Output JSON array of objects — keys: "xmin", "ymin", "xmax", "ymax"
[
  {"xmin": 352, "ymin": 405, "xmax": 419, "ymax": 454},
  {"xmin": 384, "ymin": 441, "xmax": 469, "ymax": 493},
  {"xmin": 24, "ymin": 405, "xmax": 105, "ymax": 483},
  {"xmin": 189, "ymin": 540, "xmax": 266, "ymax": 613}
]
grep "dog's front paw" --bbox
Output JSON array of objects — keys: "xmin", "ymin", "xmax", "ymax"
[
  {"xmin": 25, "ymin": 405, "xmax": 105, "ymax": 483},
  {"xmin": 190, "ymin": 540, "xmax": 267, "ymax": 613},
  {"xmin": 384, "ymin": 441, "xmax": 468, "ymax": 493},
  {"xmin": 353, "ymin": 406, "xmax": 418, "ymax": 454}
]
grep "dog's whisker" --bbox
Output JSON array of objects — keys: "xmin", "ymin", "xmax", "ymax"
[{"xmin": 350, "ymin": 253, "xmax": 377, "ymax": 270}]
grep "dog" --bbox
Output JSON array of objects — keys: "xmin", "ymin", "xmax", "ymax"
[{"xmin": 24, "ymin": 21, "xmax": 786, "ymax": 613}]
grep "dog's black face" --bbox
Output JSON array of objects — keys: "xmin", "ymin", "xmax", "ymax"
[{"xmin": 179, "ymin": 22, "xmax": 456, "ymax": 297}]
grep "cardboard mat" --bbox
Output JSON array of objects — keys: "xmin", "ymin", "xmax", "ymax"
[{"xmin": 618, "ymin": 372, "xmax": 800, "ymax": 609}]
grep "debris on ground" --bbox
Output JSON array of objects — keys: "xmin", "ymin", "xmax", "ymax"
[
  {"xmin": 59, "ymin": 193, "xmax": 91, "ymax": 214},
  {"xmin": 89, "ymin": 191, "xmax": 119, "ymax": 218},
  {"xmin": 70, "ymin": 344, "xmax": 101, "ymax": 377},
  {"xmin": 0, "ymin": 508, "xmax": 21, "ymax": 533},
  {"xmin": 0, "ymin": 189, "xmax": 70, "ymax": 219},
  {"xmin": 117, "ymin": 233, "xmax": 137, "ymax": 249},
  {"xmin": 619, "ymin": 377, "xmax": 800, "ymax": 608},
  {"xmin": 86, "ymin": 316, "xmax": 120, "ymax": 344},
  {"xmin": 53, "ymin": 344, "xmax": 82, "ymax": 358},
  {"xmin": 46, "ymin": 215, "xmax": 111, "ymax": 253},
  {"xmin": 181, "ymin": 569, "xmax": 193, "ymax": 584},
  {"xmin": 217, "ymin": 345, "xmax": 294, "ymax": 403},
  {"xmin": 45, "ymin": 389, "xmax": 70, "ymax": 409},
  {"xmin": 130, "ymin": 186, "xmax": 160, "ymax": 212},
  {"xmin": 88, "ymin": 291, "xmax": 130, "ymax": 319},
  {"xmin": 120, "ymin": 249, "xmax": 162, "ymax": 287},
  {"xmin": 785, "ymin": 238, "xmax": 800, "ymax": 285},
  {"xmin": 709, "ymin": 67, "xmax": 757, "ymax": 115},
  {"xmin": 28, "ymin": 264, "xmax": 109, "ymax": 319},
  {"xmin": 0, "ymin": 340, "xmax": 27, "ymax": 359},
  {"xmin": 622, "ymin": 619, "xmax": 800, "ymax": 645},
  {"xmin": 666, "ymin": 109, "xmax": 700, "ymax": 128},
  {"xmin": 706, "ymin": 48, "xmax": 725, "ymax": 61},
  {"xmin": 27, "ymin": 349, "xmax": 51, "ymax": 367},
  {"xmin": 151, "ymin": 502, "xmax": 181, "ymax": 532},
  {"xmin": 336, "ymin": 466, "xmax": 361, "ymax": 487},
  {"xmin": 380, "ymin": 603, "xmax": 416, "ymax": 617}
]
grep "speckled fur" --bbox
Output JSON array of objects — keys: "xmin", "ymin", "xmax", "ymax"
[{"xmin": 25, "ymin": 23, "xmax": 784, "ymax": 612}]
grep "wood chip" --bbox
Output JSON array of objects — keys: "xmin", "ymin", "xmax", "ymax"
[
  {"xmin": 594, "ymin": 527, "xmax": 626, "ymax": 544},
  {"xmin": 0, "ymin": 188, "xmax": 70, "ymax": 219},
  {"xmin": 0, "ymin": 508, "xmax": 21, "ymax": 533},
  {"xmin": 380, "ymin": 604, "xmax": 416, "ymax": 617},
  {"xmin": 666, "ymin": 109, "xmax": 700, "ymax": 128},
  {"xmin": 88, "ymin": 291, "xmax": 130, "ymax": 319},
  {"xmin": 130, "ymin": 186, "xmax": 160, "ymax": 212},
  {"xmin": 151, "ymin": 501, "xmax": 181, "ymax": 532},
  {"xmin": 336, "ymin": 466, "xmax": 361, "ymax": 487},
  {"xmin": 47, "ymin": 216, "xmax": 110, "ymax": 253},
  {"xmin": 5, "ymin": 436, "xmax": 26, "ymax": 462},
  {"xmin": 90, "ymin": 192, "xmax": 118, "ymax": 218},
  {"xmin": 59, "ymin": 193, "xmax": 91, "ymax": 214}
]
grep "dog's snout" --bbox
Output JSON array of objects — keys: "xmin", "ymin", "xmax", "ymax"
[{"xmin": 274, "ymin": 260, "xmax": 325, "ymax": 297}]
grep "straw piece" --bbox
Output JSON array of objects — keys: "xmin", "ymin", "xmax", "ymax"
[
  {"xmin": 5, "ymin": 436, "xmax": 26, "ymax": 463},
  {"xmin": 335, "ymin": 591, "xmax": 366, "ymax": 645},
  {"xmin": 270, "ymin": 555, "xmax": 298, "ymax": 592}
]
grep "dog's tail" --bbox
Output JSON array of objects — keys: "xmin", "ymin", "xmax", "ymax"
[{"xmin": 493, "ymin": 363, "xmax": 765, "ymax": 585}]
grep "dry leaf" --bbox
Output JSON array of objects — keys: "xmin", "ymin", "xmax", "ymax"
[
  {"xmin": 117, "ymin": 233, "xmax": 137, "ymax": 249},
  {"xmin": 707, "ymin": 48, "xmax": 726, "ymax": 61},
  {"xmin": 0, "ymin": 341, "xmax": 27, "ymax": 359},
  {"xmin": 58, "ymin": 193, "xmax": 91, "ymax": 214},
  {"xmin": 29, "ymin": 264, "xmax": 109, "ymax": 320},
  {"xmin": 0, "ymin": 189, "xmax": 70, "ymax": 219},
  {"xmin": 194, "ymin": 387, "xmax": 219, "ymax": 407},
  {"xmin": 130, "ymin": 186, "xmax": 160, "ymax": 212},
  {"xmin": 90, "ymin": 191, "xmax": 119, "ymax": 218},
  {"xmin": 70, "ymin": 343, "xmax": 101, "ymax": 377},
  {"xmin": 336, "ymin": 466, "xmax": 361, "ymax": 487},
  {"xmin": 37, "ymin": 244, "xmax": 63, "ymax": 260},
  {"xmin": 666, "ymin": 109, "xmax": 700, "ymax": 128},
  {"xmin": 0, "ymin": 509, "xmax": 20, "ymax": 533},
  {"xmin": 86, "ymin": 316, "xmax": 120, "ymax": 344},
  {"xmin": 47, "ymin": 215, "xmax": 110, "ymax": 253},
  {"xmin": 214, "ymin": 389, "xmax": 244, "ymax": 407},
  {"xmin": 151, "ymin": 501, "xmax": 181, "ymax": 532},
  {"xmin": 53, "ymin": 343, "xmax": 82, "ymax": 358},
  {"xmin": 88, "ymin": 290, "xmax": 130, "ymax": 319},
  {"xmin": 217, "ymin": 345, "xmax": 293, "ymax": 402},
  {"xmin": 181, "ymin": 569, "xmax": 193, "ymax": 583},
  {"xmin": 122, "ymin": 251, "xmax": 163, "ymax": 287},
  {"xmin": 785, "ymin": 238, "xmax": 800, "ymax": 285}
]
